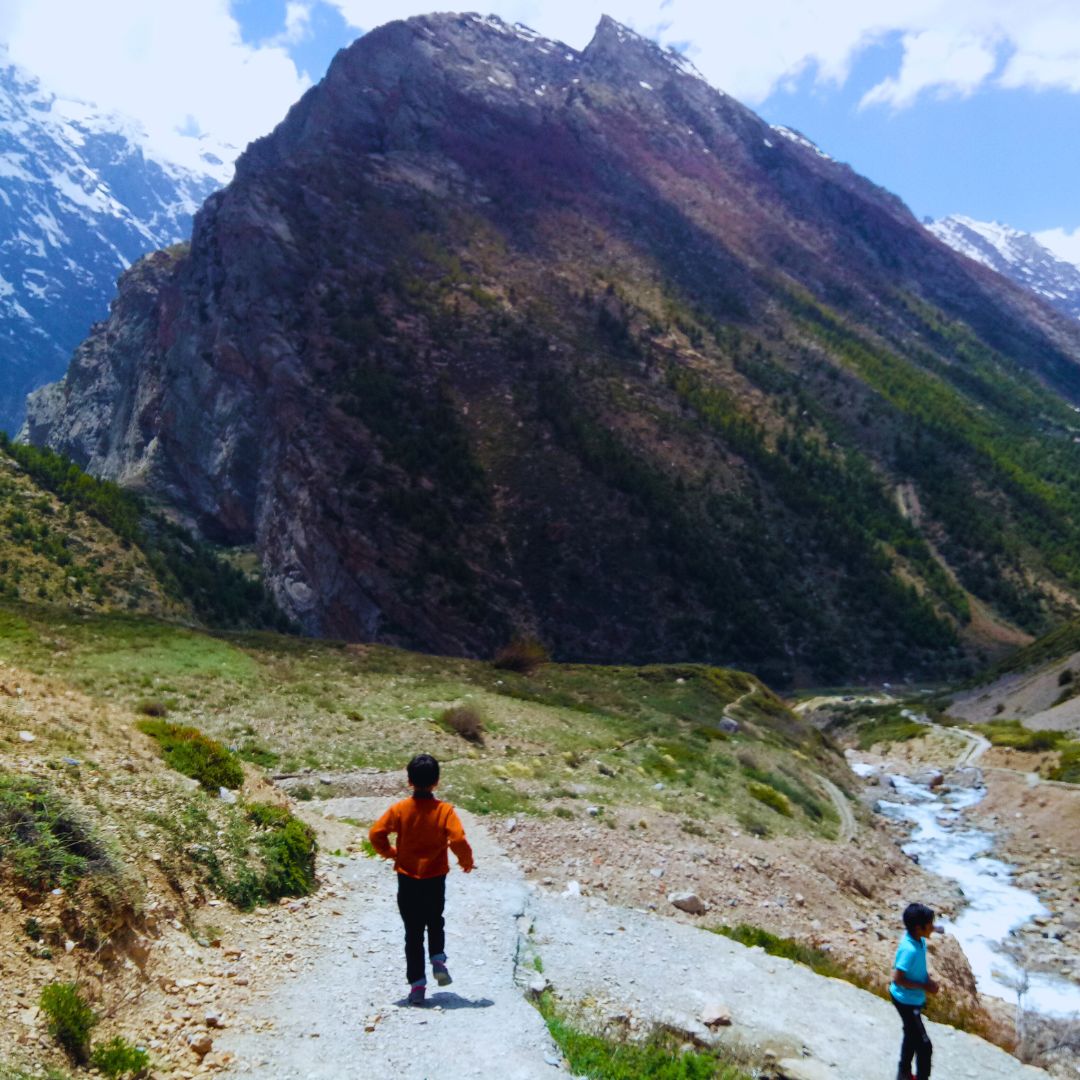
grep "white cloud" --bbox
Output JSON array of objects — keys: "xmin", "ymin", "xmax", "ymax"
[
  {"xmin": 1036, "ymin": 227, "xmax": 1080, "ymax": 270},
  {"xmin": 860, "ymin": 30, "xmax": 1000, "ymax": 109},
  {"xmin": 1, "ymin": 0, "xmax": 311, "ymax": 173},
  {"xmin": 328, "ymin": 0, "xmax": 1080, "ymax": 108}
]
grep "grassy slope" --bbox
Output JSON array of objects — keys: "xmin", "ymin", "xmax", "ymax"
[
  {"xmin": 0, "ymin": 436, "xmax": 290, "ymax": 633},
  {"xmin": 0, "ymin": 602, "xmax": 847, "ymax": 841}
]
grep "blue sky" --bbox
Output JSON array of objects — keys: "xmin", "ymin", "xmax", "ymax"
[{"xmin": 3, "ymin": 0, "xmax": 1079, "ymax": 261}]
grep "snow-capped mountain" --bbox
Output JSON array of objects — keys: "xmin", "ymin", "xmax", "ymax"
[
  {"xmin": 0, "ymin": 51, "xmax": 229, "ymax": 431},
  {"xmin": 928, "ymin": 215, "xmax": 1080, "ymax": 323}
]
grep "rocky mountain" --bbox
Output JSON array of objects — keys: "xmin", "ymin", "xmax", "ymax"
[
  {"xmin": 0, "ymin": 51, "xmax": 227, "ymax": 432},
  {"xmin": 22, "ymin": 13, "xmax": 1080, "ymax": 685},
  {"xmin": 928, "ymin": 215, "xmax": 1080, "ymax": 323}
]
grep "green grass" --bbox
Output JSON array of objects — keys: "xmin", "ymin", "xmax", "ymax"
[
  {"xmin": 137, "ymin": 719, "xmax": 244, "ymax": 790},
  {"xmin": 537, "ymin": 993, "xmax": 751, "ymax": 1080},
  {"xmin": 0, "ymin": 774, "xmax": 116, "ymax": 891},
  {"xmin": 0, "ymin": 600, "xmax": 849, "ymax": 841},
  {"xmin": 712, "ymin": 924, "xmax": 857, "ymax": 981},
  {"xmin": 846, "ymin": 706, "xmax": 928, "ymax": 750},
  {"xmin": 981, "ymin": 720, "xmax": 1063, "ymax": 753}
]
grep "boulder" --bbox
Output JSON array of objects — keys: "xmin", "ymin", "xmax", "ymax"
[{"xmin": 668, "ymin": 892, "xmax": 708, "ymax": 915}]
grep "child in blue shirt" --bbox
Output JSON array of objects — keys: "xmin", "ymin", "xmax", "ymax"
[{"xmin": 889, "ymin": 903, "xmax": 939, "ymax": 1080}]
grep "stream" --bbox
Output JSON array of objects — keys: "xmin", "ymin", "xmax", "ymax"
[{"xmin": 851, "ymin": 761, "xmax": 1080, "ymax": 1019}]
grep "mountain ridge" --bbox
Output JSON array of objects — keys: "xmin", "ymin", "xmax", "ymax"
[
  {"xmin": 0, "ymin": 50, "xmax": 225, "ymax": 432},
  {"xmin": 22, "ymin": 12, "xmax": 1080, "ymax": 684},
  {"xmin": 928, "ymin": 215, "xmax": 1080, "ymax": 324}
]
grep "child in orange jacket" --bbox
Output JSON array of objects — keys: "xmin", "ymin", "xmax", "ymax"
[{"xmin": 369, "ymin": 753, "xmax": 474, "ymax": 1005}]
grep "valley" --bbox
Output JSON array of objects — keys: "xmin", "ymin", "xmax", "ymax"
[{"xmin": 0, "ymin": 598, "xmax": 1077, "ymax": 1077}]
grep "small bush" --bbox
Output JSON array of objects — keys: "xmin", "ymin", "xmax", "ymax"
[
  {"xmin": 246, "ymin": 803, "xmax": 318, "ymax": 903},
  {"xmin": 747, "ymin": 781, "xmax": 792, "ymax": 816},
  {"xmin": 0, "ymin": 775, "xmax": 114, "ymax": 890},
  {"xmin": 1058, "ymin": 668, "xmax": 1074, "ymax": 687},
  {"xmin": 137, "ymin": 720, "xmax": 244, "ymax": 790},
  {"xmin": 90, "ymin": 1036, "xmax": 150, "ymax": 1078},
  {"xmin": 1049, "ymin": 741, "xmax": 1080, "ymax": 784},
  {"xmin": 135, "ymin": 698, "xmax": 168, "ymax": 718},
  {"xmin": 493, "ymin": 637, "xmax": 549, "ymax": 675},
  {"xmin": 40, "ymin": 982, "xmax": 97, "ymax": 1064},
  {"xmin": 439, "ymin": 706, "xmax": 485, "ymax": 745}
]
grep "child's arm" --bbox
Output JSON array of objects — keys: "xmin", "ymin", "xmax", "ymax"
[
  {"xmin": 892, "ymin": 969, "xmax": 939, "ymax": 993},
  {"xmin": 368, "ymin": 806, "xmax": 399, "ymax": 861},
  {"xmin": 446, "ymin": 807, "xmax": 475, "ymax": 873}
]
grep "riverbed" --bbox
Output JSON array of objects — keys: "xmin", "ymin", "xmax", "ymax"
[{"xmin": 855, "ymin": 762, "xmax": 1080, "ymax": 1019}]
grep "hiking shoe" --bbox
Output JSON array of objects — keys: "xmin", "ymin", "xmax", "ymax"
[
  {"xmin": 408, "ymin": 984, "xmax": 426, "ymax": 1006},
  {"xmin": 432, "ymin": 962, "xmax": 452, "ymax": 986}
]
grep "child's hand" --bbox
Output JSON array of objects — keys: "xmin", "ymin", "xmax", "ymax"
[
  {"xmin": 926, "ymin": 977, "xmax": 939, "ymax": 994},
  {"xmin": 463, "ymin": 864, "xmax": 475, "ymax": 873}
]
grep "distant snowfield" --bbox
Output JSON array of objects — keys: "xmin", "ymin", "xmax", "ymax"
[{"xmin": 929, "ymin": 215, "xmax": 1080, "ymax": 321}]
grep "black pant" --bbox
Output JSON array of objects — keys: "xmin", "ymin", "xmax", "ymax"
[
  {"xmin": 893, "ymin": 999, "xmax": 932, "ymax": 1080},
  {"xmin": 396, "ymin": 874, "xmax": 446, "ymax": 986}
]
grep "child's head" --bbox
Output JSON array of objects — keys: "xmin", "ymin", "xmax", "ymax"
[
  {"xmin": 407, "ymin": 753, "xmax": 440, "ymax": 792},
  {"xmin": 902, "ymin": 902, "xmax": 935, "ymax": 937}
]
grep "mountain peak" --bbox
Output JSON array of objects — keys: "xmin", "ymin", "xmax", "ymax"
[
  {"xmin": 583, "ymin": 14, "xmax": 709, "ymax": 86},
  {"xmin": 929, "ymin": 215, "xmax": 1080, "ymax": 322}
]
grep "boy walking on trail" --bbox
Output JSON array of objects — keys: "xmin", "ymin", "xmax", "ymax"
[
  {"xmin": 369, "ymin": 754, "xmax": 474, "ymax": 1006},
  {"xmin": 889, "ymin": 902, "xmax": 939, "ymax": 1080}
]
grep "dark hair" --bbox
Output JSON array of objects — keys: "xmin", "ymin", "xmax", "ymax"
[
  {"xmin": 407, "ymin": 753, "xmax": 440, "ymax": 790},
  {"xmin": 902, "ymin": 902, "xmax": 935, "ymax": 933}
]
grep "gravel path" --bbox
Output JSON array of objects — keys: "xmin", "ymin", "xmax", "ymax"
[
  {"xmin": 217, "ymin": 798, "xmax": 562, "ymax": 1079},
  {"xmin": 215, "ymin": 794, "xmax": 1049, "ymax": 1080}
]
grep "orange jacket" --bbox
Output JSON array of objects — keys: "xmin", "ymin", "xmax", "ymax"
[{"xmin": 369, "ymin": 794, "xmax": 474, "ymax": 879}]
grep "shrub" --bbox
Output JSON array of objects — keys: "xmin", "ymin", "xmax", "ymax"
[
  {"xmin": 135, "ymin": 698, "xmax": 168, "ymax": 718},
  {"xmin": 246, "ymin": 803, "xmax": 318, "ymax": 903},
  {"xmin": 439, "ymin": 706, "xmax": 485, "ymax": 744},
  {"xmin": 40, "ymin": 982, "xmax": 97, "ymax": 1064},
  {"xmin": 983, "ymin": 721, "xmax": 1062, "ymax": 753},
  {"xmin": 747, "ymin": 781, "xmax": 792, "ymax": 816},
  {"xmin": 137, "ymin": 719, "xmax": 244, "ymax": 790},
  {"xmin": 1058, "ymin": 668, "xmax": 1074, "ymax": 687},
  {"xmin": 90, "ymin": 1036, "xmax": 150, "ymax": 1078},
  {"xmin": 493, "ymin": 637, "xmax": 549, "ymax": 674},
  {"xmin": 1049, "ymin": 741, "xmax": 1080, "ymax": 784},
  {"xmin": 0, "ymin": 775, "xmax": 114, "ymax": 890}
]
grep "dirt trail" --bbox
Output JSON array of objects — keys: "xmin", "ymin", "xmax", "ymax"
[
  {"xmin": 216, "ymin": 798, "xmax": 562, "ymax": 1079},
  {"xmin": 817, "ymin": 776, "xmax": 857, "ymax": 842}
]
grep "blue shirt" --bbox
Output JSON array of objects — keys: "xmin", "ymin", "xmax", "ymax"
[{"xmin": 890, "ymin": 932, "xmax": 928, "ymax": 1007}]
